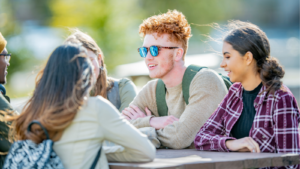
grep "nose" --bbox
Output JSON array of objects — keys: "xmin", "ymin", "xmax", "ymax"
[
  {"xmin": 145, "ymin": 50, "xmax": 154, "ymax": 60},
  {"xmin": 220, "ymin": 58, "xmax": 226, "ymax": 68}
]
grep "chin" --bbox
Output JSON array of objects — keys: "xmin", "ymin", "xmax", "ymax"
[
  {"xmin": 149, "ymin": 74, "xmax": 158, "ymax": 79},
  {"xmin": 229, "ymin": 77, "xmax": 240, "ymax": 83}
]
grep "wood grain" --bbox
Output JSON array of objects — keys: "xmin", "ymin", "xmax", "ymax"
[{"xmin": 109, "ymin": 149, "xmax": 300, "ymax": 169}]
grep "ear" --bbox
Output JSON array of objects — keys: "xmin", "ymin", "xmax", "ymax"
[
  {"xmin": 174, "ymin": 48, "xmax": 184, "ymax": 61},
  {"xmin": 245, "ymin": 51, "xmax": 254, "ymax": 66}
]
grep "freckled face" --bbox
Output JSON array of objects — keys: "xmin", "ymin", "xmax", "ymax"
[
  {"xmin": 143, "ymin": 33, "xmax": 177, "ymax": 79},
  {"xmin": 220, "ymin": 42, "xmax": 248, "ymax": 83}
]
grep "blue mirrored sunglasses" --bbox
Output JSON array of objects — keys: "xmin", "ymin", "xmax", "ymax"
[{"xmin": 137, "ymin": 46, "xmax": 179, "ymax": 58}]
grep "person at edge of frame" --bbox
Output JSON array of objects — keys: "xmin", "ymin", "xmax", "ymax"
[
  {"xmin": 194, "ymin": 20, "xmax": 300, "ymax": 169},
  {"xmin": 0, "ymin": 32, "xmax": 14, "ymax": 169}
]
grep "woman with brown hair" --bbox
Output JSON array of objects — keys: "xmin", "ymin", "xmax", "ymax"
[
  {"xmin": 194, "ymin": 21, "xmax": 300, "ymax": 169},
  {"xmin": 65, "ymin": 29, "xmax": 137, "ymax": 112},
  {"xmin": 4, "ymin": 44, "xmax": 155, "ymax": 168}
]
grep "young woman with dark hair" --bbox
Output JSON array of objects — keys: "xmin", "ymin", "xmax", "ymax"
[
  {"xmin": 194, "ymin": 21, "xmax": 300, "ymax": 169},
  {"xmin": 4, "ymin": 44, "xmax": 155, "ymax": 169},
  {"xmin": 65, "ymin": 29, "xmax": 137, "ymax": 112}
]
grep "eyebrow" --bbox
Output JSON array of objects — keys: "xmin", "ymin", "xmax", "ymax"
[{"xmin": 223, "ymin": 52, "xmax": 230, "ymax": 55}]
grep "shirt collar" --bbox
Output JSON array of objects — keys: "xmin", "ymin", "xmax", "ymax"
[
  {"xmin": 234, "ymin": 83, "xmax": 268, "ymax": 105},
  {"xmin": 255, "ymin": 84, "xmax": 268, "ymax": 105}
]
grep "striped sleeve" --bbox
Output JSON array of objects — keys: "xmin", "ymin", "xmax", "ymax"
[
  {"xmin": 273, "ymin": 92, "xmax": 300, "ymax": 154},
  {"xmin": 194, "ymin": 93, "xmax": 236, "ymax": 152}
]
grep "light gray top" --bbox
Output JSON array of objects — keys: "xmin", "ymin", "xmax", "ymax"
[{"xmin": 53, "ymin": 96, "xmax": 155, "ymax": 169}]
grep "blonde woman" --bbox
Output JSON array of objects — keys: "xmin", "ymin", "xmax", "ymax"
[{"xmin": 65, "ymin": 30, "xmax": 137, "ymax": 112}]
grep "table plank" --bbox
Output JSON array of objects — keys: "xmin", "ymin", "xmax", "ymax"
[{"xmin": 109, "ymin": 149, "xmax": 300, "ymax": 169}]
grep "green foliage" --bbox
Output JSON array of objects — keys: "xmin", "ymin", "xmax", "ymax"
[
  {"xmin": 139, "ymin": 0, "xmax": 240, "ymax": 34},
  {"xmin": 49, "ymin": 0, "xmax": 144, "ymax": 71},
  {"xmin": 0, "ymin": 0, "xmax": 41, "ymax": 97},
  {"xmin": 1, "ymin": 0, "xmax": 243, "ymax": 97},
  {"xmin": 48, "ymin": 0, "xmax": 241, "ymax": 72}
]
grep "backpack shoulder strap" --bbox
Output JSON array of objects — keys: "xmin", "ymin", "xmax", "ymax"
[
  {"xmin": 182, "ymin": 65, "xmax": 206, "ymax": 105},
  {"xmin": 156, "ymin": 79, "xmax": 168, "ymax": 116},
  {"xmin": 27, "ymin": 120, "xmax": 50, "ymax": 140},
  {"xmin": 90, "ymin": 146, "xmax": 102, "ymax": 169}
]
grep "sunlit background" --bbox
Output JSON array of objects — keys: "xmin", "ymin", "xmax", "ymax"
[{"xmin": 0, "ymin": 0, "xmax": 299, "ymax": 110}]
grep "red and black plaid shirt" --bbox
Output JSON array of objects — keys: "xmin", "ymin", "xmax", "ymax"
[{"xmin": 194, "ymin": 83, "xmax": 300, "ymax": 169}]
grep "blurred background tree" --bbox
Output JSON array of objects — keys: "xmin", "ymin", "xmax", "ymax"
[{"xmin": 0, "ymin": 0, "xmax": 298, "ymax": 102}]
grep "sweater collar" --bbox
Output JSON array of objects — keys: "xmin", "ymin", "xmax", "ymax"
[{"xmin": 234, "ymin": 83, "xmax": 268, "ymax": 105}]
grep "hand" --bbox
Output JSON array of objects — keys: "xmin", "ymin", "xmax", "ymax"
[
  {"xmin": 225, "ymin": 137, "xmax": 260, "ymax": 153},
  {"xmin": 149, "ymin": 116, "xmax": 179, "ymax": 130},
  {"xmin": 121, "ymin": 105, "xmax": 152, "ymax": 120}
]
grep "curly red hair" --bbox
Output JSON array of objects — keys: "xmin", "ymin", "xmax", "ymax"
[{"xmin": 139, "ymin": 10, "xmax": 192, "ymax": 59}]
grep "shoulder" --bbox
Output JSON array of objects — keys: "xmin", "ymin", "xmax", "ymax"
[
  {"xmin": 0, "ymin": 93, "xmax": 12, "ymax": 111},
  {"xmin": 118, "ymin": 78, "xmax": 137, "ymax": 92},
  {"xmin": 270, "ymin": 85, "xmax": 300, "ymax": 121},
  {"xmin": 87, "ymin": 96, "xmax": 115, "ymax": 111},
  {"xmin": 190, "ymin": 68, "xmax": 227, "ymax": 92},
  {"xmin": 139, "ymin": 79, "xmax": 158, "ymax": 93},
  {"xmin": 273, "ymin": 84, "xmax": 298, "ymax": 107},
  {"xmin": 118, "ymin": 78, "xmax": 134, "ymax": 87},
  {"xmin": 86, "ymin": 96, "xmax": 122, "ymax": 123},
  {"xmin": 132, "ymin": 79, "xmax": 158, "ymax": 106},
  {"xmin": 192, "ymin": 68, "xmax": 223, "ymax": 85}
]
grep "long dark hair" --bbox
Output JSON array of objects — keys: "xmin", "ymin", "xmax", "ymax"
[
  {"xmin": 6, "ymin": 44, "xmax": 94, "ymax": 143},
  {"xmin": 224, "ymin": 21, "xmax": 285, "ymax": 94}
]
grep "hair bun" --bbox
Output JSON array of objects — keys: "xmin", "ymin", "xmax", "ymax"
[{"xmin": 260, "ymin": 57, "xmax": 285, "ymax": 93}]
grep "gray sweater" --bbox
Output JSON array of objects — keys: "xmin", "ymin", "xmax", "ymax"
[{"xmin": 129, "ymin": 68, "xmax": 228, "ymax": 149}]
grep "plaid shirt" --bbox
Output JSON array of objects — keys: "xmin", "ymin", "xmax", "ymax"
[{"xmin": 194, "ymin": 83, "xmax": 300, "ymax": 169}]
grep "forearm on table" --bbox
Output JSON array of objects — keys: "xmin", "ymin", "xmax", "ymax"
[
  {"xmin": 106, "ymin": 149, "xmax": 154, "ymax": 162},
  {"xmin": 128, "ymin": 116, "xmax": 153, "ymax": 128},
  {"xmin": 194, "ymin": 129, "xmax": 235, "ymax": 152},
  {"xmin": 157, "ymin": 96, "xmax": 219, "ymax": 149}
]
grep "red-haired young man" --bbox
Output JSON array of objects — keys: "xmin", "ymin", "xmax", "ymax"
[{"xmin": 122, "ymin": 10, "xmax": 228, "ymax": 149}]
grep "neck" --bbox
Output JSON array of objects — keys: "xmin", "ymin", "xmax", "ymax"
[
  {"xmin": 161, "ymin": 64, "xmax": 186, "ymax": 88},
  {"xmin": 241, "ymin": 72, "xmax": 262, "ymax": 91}
]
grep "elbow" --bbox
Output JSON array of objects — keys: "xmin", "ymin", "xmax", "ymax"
[
  {"xmin": 137, "ymin": 145, "xmax": 156, "ymax": 162},
  {"xmin": 146, "ymin": 147, "xmax": 156, "ymax": 161},
  {"xmin": 194, "ymin": 141, "xmax": 203, "ymax": 150},
  {"xmin": 194, "ymin": 134, "xmax": 206, "ymax": 150}
]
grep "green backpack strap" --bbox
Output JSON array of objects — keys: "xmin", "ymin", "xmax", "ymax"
[
  {"xmin": 156, "ymin": 79, "xmax": 168, "ymax": 116},
  {"xmin": 155, "ymin": 64, "xmax": 232, "ymax": 116},
  {"xmin": 156, "ymin": 65, "xmax": 205, "ymax": 116},
  {"xmin": 182, "ymin": 65, "xmax": 205, "ymax": 105}
]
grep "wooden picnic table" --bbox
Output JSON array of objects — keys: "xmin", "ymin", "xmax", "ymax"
[{"xmin": 109, "ymin": 149, "xmax": 300, "ymax": 169}]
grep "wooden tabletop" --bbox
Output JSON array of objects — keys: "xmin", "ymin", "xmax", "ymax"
[{"xmin": 109, "ymin": 149, "xmax": 300, "ymax": 169}]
